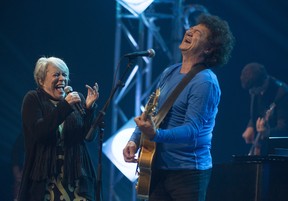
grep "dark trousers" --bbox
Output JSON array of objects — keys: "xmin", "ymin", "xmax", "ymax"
[{"xmin": 149, "ymin": 168, "xmax": 212, "ymax": 201}]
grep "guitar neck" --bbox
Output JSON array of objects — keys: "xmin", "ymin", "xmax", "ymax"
[
  {"xmin": 248, "ymin": 131, "xmax": 261, "ymax": 155},
  {"xmin": 248, "ymin": 103, "xmax": 276, "ymax": 156}
]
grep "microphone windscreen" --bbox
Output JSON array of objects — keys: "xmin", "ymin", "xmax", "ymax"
[{"xmin": 64, "ymin": 86, "xmax": 73, "ymax": 94}]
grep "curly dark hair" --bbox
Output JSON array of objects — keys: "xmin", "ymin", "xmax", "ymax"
[{"xmin": 197, "ymin": 14, "xmax": 235, "ymax": 67}]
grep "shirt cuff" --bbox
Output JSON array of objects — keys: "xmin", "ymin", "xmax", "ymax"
[{"xmin": 152, "ymin": 128, "xmax": 161, "ymax": 142}]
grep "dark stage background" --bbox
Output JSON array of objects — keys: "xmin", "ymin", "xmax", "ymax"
[{"xmin": 1, "ymin": 0, "xmax": 288, "ymax": 200}]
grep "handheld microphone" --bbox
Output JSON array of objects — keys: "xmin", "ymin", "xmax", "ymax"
[
  {"xmin": 124, "ymin": 49, "xmax": 155, "ymax": 58},
  {"xmin": 64, "ymin": 86, "xmax": 86, "ymax": 116}
]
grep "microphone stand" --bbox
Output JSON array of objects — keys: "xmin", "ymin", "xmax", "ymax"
[{"xmin": 86, "ymin": 58, "xmax": 136, "ymax": 201}]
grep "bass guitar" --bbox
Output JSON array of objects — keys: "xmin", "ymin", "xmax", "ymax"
[{"xmin": 248, "ymin": 102, "xmax": 276, "ymax": 155}]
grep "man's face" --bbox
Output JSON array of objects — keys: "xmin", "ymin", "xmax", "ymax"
[{"xmin": 179, "ymin": 24, "xmax": 211, "ymax": 55}]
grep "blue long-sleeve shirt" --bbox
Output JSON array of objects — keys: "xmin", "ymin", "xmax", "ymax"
[{"xmin": 130, "ymin": 63, "xmax": 221, "ymax": 170}]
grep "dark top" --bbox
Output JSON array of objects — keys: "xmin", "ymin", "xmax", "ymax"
[
  {"xmin": 11, "ymin": 133, "xmax": 25, "ymax": 169},
  {"xmin": 248, "ymin": 76, "xmax": 288, "ymax": 137},
  {"xmin": 18, "ymin": 88, "xmax": 98, "ymax": 201}
]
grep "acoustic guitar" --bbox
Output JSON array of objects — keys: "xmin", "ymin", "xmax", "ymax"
[{"xmin": 136, "ymin": 88, "xmax": 160, "ymax": 200}]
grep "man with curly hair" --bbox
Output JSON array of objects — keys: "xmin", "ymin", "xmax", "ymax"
[{"xmin": 123, "ymin": 14, "xmax": 235, "ymax": 201}]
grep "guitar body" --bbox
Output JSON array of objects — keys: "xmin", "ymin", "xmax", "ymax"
[
  {"xmin": 135, "ymin": 88, "xmax": 160, "ymax": 200},
  {"xmin": 136, "ymin": 136, "xmax": 156, "ymax": 199}
]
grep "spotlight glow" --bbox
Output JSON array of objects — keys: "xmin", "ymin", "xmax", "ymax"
[
  {"xmin": 103, "ymin": 119, "xmax": 138, "ymax": 182},
  {"xmin": 117, "ymin": 0, "xmax": 154, "ymax": 16}
]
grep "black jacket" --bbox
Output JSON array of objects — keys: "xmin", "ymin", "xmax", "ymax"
[{"xmin": 18, "ymin": 88, "xmax": 97, "ymax": 201}]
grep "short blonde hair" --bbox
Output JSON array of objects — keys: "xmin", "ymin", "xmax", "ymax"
[{"xmin": 33, "ymin": 56, "xmax": 70, "ymax": 86}]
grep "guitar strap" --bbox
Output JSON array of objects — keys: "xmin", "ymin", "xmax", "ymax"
[{"xmin": 154, "ymin": 63, "xmax": 206, "ymax": 127}]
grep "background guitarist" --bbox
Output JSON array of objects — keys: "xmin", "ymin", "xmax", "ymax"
[
  {"xmin": 123, "ymin": 14, "xmax": 235, "ymax": 201},
  {"xmin": 240, "ymin": 62, "xmax": 288, "ymax": 156}
]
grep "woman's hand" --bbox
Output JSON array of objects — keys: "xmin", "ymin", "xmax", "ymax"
[
  {"xmin": 85, "ymin": 82, "xmax": 99, "ymax": 109},
  {"xmin": 65, "ymin": 91, "xmax": 81, "ymax": 105}
]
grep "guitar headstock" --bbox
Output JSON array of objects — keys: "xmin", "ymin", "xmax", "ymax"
[{"xmin": 144, "ymin": 88, "xmax": 160, "ymax": 119}]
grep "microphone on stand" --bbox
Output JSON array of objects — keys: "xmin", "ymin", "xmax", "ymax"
[
  {"xmin": 64, "ymin": 86, "xmax": 86, "ymax": 116},
  {"xmin": 124, "ymin": 49, "xmax": 155, "ymax": 58}
]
